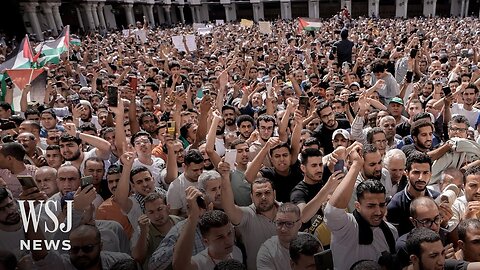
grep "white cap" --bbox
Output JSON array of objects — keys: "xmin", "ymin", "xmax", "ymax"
[
  {"xmin": 435, "ymin": 184, "xmax": 460, "ymax": 207},
  {"xmin": 332, "ymin": 129, "xmax": 350, "ymax": 140}
]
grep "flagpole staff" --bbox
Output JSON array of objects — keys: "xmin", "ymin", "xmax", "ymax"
[{"xmin": 28, "ymin": 68, "xmax": 34, "ymax": 85}]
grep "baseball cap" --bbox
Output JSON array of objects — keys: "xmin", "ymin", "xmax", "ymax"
[
  {"xmin": 332, "ymin": 129, "xmax": 350, "ymax": 140},
  {"xmin": 389, "ymin": 97, "xmax": 404, "ymax": 106}
]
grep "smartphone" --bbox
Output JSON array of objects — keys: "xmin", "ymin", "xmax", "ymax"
[
  {"xmin": 334, "ymin": 160, "xmax": 344, "ymax": 172},
  {"xmin": 224, "ymin": 149, "xmax": 237, "ymax": 170},
  {"xmin": 18, "ymin": 175, "xmax": 38, "ymax": 189},
  {"xmin": 167, "ymin": 121, "xmax": 176, "ymax": 138},
  {"xmin": 81, "ymin": 176, "xmax": 93, "ymax": 190},
  {"xmin": 233, "ymin": 74, "xmax": 241, "ymax": 82},
  {"xmin": 67, "ymin": 93, "xmax": 80, "ymax": 106},
  {"xmin": 331, "ymin": 46, "xmax": 337, "ymax": 54},
  {"xmin": 410, "ymin": 48, "xmax": 418, "ymax": 59},
  {"xmin": 266, "ymin": 82, "xmax": 273, "ymax": 99},
  {"xmin": 4, "ymin": 77, "xmax": 13, "ymax": 87},
  {"xmin": 461, "ymin": 49, "xmax": 469, "ymax": 58},
  {"xmin": 196, "ymin": 196, "xmax": 207, "ymax": 209},
  {"xmin": 284, "ymin": 63, "xmax": 291, "ymax": 74},
  {"xmin": 314, "ymin": 249, "xmax": 334, "ymax": 270},
  {"xmin": 129, "ymin": 77, "xmax": 138, "ymax": 92},
  {"xmin": 56, "ymin": 81, "xmax": 63, "ymax": 87},
  {"xmin": 443, "ymin": 86, "xmax": 452, "ymax": 96},
  {"xmin": 202, "ymin": 88, "xmax": 210, "ymax": 96},
  {"xmin": 175, "ymin": 84, "xmax": 185, "ymax": 94},
  {"xmin": 0, "ymin": 121, "xmax": 16, "ymax": 131},
  {"xmin": 107, "ymin": 85, "xmax": 118, "ymax": 107}
]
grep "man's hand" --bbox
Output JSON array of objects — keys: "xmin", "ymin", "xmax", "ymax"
[
  {"xmin": 444, "ymin": 243, "xmax": 455, "ymax": 259},
  {"xmin": 265, "ymin": 137, "xmax": 282, "ymax": 150},
  {"xmin": 72, "ymin": 104, "xmax": 84, "ymax": 119},
  {"xmin": 73, "ymin": 186, "xmax": 97, "ymax": 211},
  {"xmin": 465, "ymin": 201, "xmax": 480, "ymax": 219},
  {"xmin": 373, "ymin": 79, "xmax": 385, "ymax": 90},
  {"xmin": 64, "ymin": 123, "xmax": 77, "ymax": 137},
  {"xmin": 325, "ymin": 171, "xmax": 345, "ymax": 193},
  {"xmin": 32, "ymin": 153, "xmax": 48, "ymax": 167},
  {"xmin": 185, "ymin": 186, "xmax": 203, "ymax": 222},
  {"xmin": 217, "ymin": 160, "xmax": 231, "ymax": 179},
  {"xmin": 138, "ymin": 214, "xmax": 150, "ymax": 233},
  {"xmin": 120, "ymin": 151, "xmax": 136, "ymax": 168},
  {"xmin": 348, "ymin": 144, "xmax": 364, "ymax": 167},
  {"xmin": 438, "ymin": 203, "xmax": 453, "ymax": 227}
]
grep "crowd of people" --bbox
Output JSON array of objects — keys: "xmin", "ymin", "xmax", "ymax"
[{"xmin": 1, "ymin": 12, "xmax": 480, "ymax": 270}]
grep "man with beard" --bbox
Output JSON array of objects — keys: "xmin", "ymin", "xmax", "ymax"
[
  {"xmin": 257, "ymin": 203, "xmax": 303, "ymax": 270},
  {"xmin": 222, "ymin": 105, "xmax": 237, "ymax": 133},
  {"xmin": 219, "ymin": 160, "xmax": 277, "ymax": 270},
  {"xmin": 380, "ymin": 116, "xmax": 403, "ymax": 151},
  {"xmin": 451, "ymin": 84, "xmax": 479, "ymax": 128},
  {"xmin": 245, "ymin": 115, "xmax": 302, "ymax": 203},
  {"xmin": 60, "ymin": 123, "xmax": 111, "ymax": 173},
  {"xmin": 96, "ymin": 164, "xmax": 134, "ymax": 239},
  {"xmin": 133, "ymin": 192, "xmax": 183, "ymax": 269},
  {"xmin": 324, "ymin": 144, "xmax": 398, "ymax": 270},
  {"xmin": 0, "ymin": 142, "xmax": 37, "ymax": 198},
  {"xmin": 115, "ymin": 152, "xmax": 167, "ymax": 244},
  {"xmin": 236, "ymin": 115, "xmax": 255, "ymax": 141},
  {"xmin": 138, "ymin": 112, "xmax": 160, "ymax": 138},
  {"xmin": 130, "ymin": 131, "xmax": 166, "ymax": 189},
  {"xmin": 401, "ymin": 119, "xmax": 434, "ymax": 158},
  {"xmin": 387, "ymin": 152, "xmax": 440, "ymax": 236},
  {"xmin": 347, "ymin": 144, "xmax": 393, "ymax": 212},
  {"xmin": 198, "ymin": 143, "xmax": 215, "ymax": 171},
  {"xmin": 28, "ymin": 224, "xmax": 131, "ymax": 269},
  {"xmin": 75, "ymin": 100, "xmax": 101, "ymax": 131},
  {"xmin": 198, "ymin": 170, "xmax": 222, "ymax": 210},
  {"xmin": 167, "ymin": 149, "xmax": 205, "ymax": 217},
  {"xmin": 313, "ymin": 101, "xmax": 350, "ymax": 155},
  {"xmin": 449, "ymin": 166, "xmax": 480, "ymax": 230},
  {"xmin": 249, "ymin": 115, "xmax": 276, "ymax": 167},
  {"xmin": 290, "ymin": 148, "xmax": 343, "ymax": 234}
]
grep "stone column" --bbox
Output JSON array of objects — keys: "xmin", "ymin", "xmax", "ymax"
[
  {"xmin": 465, "ymin": 0, "xmax": 470, "ymax": 16},
  {"xmin": 123, "ymin": 4, "xmax": 135, "ymax": 26},
  {"xmin": 164, "ymin": 5, "xmax": 172, "ymax": 24},
  {"xmin": 75, "ymin": 7, "xmax": 85, "ymax": 30},
  {"xmin": 308, "ymin": 0, "xmax": 319, "ymax": 18},
  {"xmin": 97, "ymin": 3, "xmax": 107, "ymax": 30},
  {"xmin": 201, "ymin": 4, "xmax": 209, "ymax": 22},
  {"xmin": 21, "ymin": 2, "xmax": 44, "ymax": 40},
  {"xmin": 51, "ymin": 3, "xmax": 64, "ymax": 31},
  {"xmin": 156, "ymin": 6, "xmax": 166, "ymax": 24},
  {"xmin": 190, "ymin": 6, "xmax": 197, "ymax": 23},
  {"xmin": 252, "ymin": 2, "xmax": 261, "ymax": 22},
  {"xmin": 42, "ymin": 3, "xmax": 58, "ymax": 34},
  {"xmin": 82, "ymin": 3, "xmax": 96, "ymax": 31},
  {"xmin": 144, "ymin": 4, "xmax": 155, "ymax": 26},
  {"xmin": 178, "ymin": 5, "xmax": 185, "ymax": 24},
  {"xmin": 423, "ymin": 0, "xmax": 436, "ymax": 17},
  {"xmin": 460, "ymin": 0, "xmax": 466, "ymax": 17},
  {"xmin": 280, "ymin": 0, "xmax": 292, "ymax": 20},
  {"xmin": 368, "ymin": 0, "xmax": 379, "ymax": 17},
  {"xmin": 91, "ymin": 3, "xmax": 100, "ymax": 28},
  {"xmin": 195, "ymin": 6, "xmax": 203, "ymax": 22},
  {"xmin": 397, "ymin": 0, "xmax": 408, "ymax": 18}
]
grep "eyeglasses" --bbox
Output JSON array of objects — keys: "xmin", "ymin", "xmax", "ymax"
[
  {"xmin": 414, "ymin": 215, "xmax": 442, "ymax": 228},
  {"xmin": 450, "ymin": 127, "xmax": 467, "ymax": 133},
  {"xmin": 274, "ymin": 219, "xmax": 300, "ymax": 229},
  {"xmin": 134, "ymin": 139, "xmax": 151, "ymax": 145},
  {"xmin": 70, "ymin": 242, "xmax": 100, "ymax": 254}
]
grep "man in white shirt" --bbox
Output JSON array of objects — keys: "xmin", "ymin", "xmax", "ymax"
[
  {"xmin": 257, "ymin": 203, "xmax": 303, "ymax": 270},
  {"xmin": 449, "ymin": 165, "xmax": 480, "ymax": 229},
  {"xmin": 130, "ymin": 131, "xmax": 166, "ymax": 189}
]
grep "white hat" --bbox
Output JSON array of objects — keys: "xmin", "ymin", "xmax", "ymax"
[
  {"xmin": 332, "ymin": 129, "xmax": 350, "ymax": 140},
  {"xmin": 435, "ymin": 184, "xmax": 460, "ymax": 207}
]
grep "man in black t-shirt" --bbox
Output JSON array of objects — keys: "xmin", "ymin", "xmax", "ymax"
[
  {"xmin": 313, "ymin": 101, "xmax": 351, "ymax": 155},
  {"xmin": 290, "ymin": 148, "xmax": 343, "ymax": 229}
]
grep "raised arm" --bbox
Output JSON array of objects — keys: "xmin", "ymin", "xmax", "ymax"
[
  {"xmin": 290, "ymin": 110, "xmax": 303, "ymax": 164},
  {"xmin": 245, "ymin": 137, "xmax": 280, "ymax": 183},
  {"xmin": 328, "ymin": 145, "xmax": 364, "ymax": 209},
  {"xmin": 64, "ymin": 122, "xmax": 111, "ymax": 159},
  {"xmin": 218, "ymin": 161, "xmax": 244, "ymax": 225},
  {"xmin": 163, "ymin": 136, "xmax": 178, "ymax": 185},
  {"xmin": 172, "ymin": 187, "xmax": 202, "ymax": 270},
  {"xmin": 205, "ymin": 111, "xmax": 222, "ymax": 168},
  {"xmin": 113, "ymin": 152, "xmax": 135, "ymax": 213}
]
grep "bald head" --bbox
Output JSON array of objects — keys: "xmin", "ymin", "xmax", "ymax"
[{"xmin": 410, "ymin": 196, "xmax": 438, "ymax": 218}]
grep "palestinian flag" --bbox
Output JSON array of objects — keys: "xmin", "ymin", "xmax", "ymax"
[
  {"xmin": 36, "ymin": 25, "xmax": 70, "ymax": 66},
  {"xmin": 70, "ymin": 37, "xmax": 81, "ymax": 46},
  {"xmin": 0, "ymin": 35, "xmax": 33, "ymax": 73},
  {"xmin": 298, "ymin": 18, "xmax": 323, "ymax": 32}
]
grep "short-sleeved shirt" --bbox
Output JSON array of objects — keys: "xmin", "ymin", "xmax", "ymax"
[
  {"xmin": 236, "ymin": 204, "xmax": 278, "ymax": 270},
  {"xmin": 386, "ymin": 185, "xmax": 440, "ymax": 236},
  {"xmin": 96, "ymin": 197, "xmax": 134, "ymax": 239},
  {"xmin": 133, "ymin": 157, "xmax": 166, "ymax": 189},
  {"xmin": 230, "ymin": 169, "xmax": 252, "ymax": 206},
  {"xmin": 192, "ymin": 246, "xmax": 243, "ymax": 270},
  {"xmin": 313, "ymin": 119, "xmax": 351, "ymax": 155},
  {"xmin": 324, "ymin": 203, "xmax": 398, "ymax": 270},
  {"xmin": 256, "ymin": 236, "xmax": 291, "ymax": 270},
  {"xmin": 452, "ymin": 103, "xmax": 480, "ymax": 128},
  {"xmin": 166, "ymin": 173, "xmax": 198, "ymax": 216},
  {"xmin": 260, "ymin": 160, "xmax": 304, "ymax": 203}
]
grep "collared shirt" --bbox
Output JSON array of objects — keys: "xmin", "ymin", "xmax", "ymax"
[
  {"xmin": 386, "ymin": 185, "xmax": 440, "ymax": 236},
  {"xmin": 449, "ymin": 195, "xmax": 468, "ymax": 230},
  {"xmin": 148, "ymin": 219, "xmax": 206, "ymax": 270}
]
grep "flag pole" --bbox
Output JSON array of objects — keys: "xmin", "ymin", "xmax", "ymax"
[{"xmin": 28, "ymin": 68, "xmax": 34, "ymax": 85}]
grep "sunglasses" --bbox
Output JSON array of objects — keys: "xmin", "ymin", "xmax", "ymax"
[{"xmin": 70, "ymin": 242, "xmax": 100, "ymax": 254}]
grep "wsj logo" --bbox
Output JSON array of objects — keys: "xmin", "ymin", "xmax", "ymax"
[{"xmin": 18, "ymin": 200, "xmax": 72, "ymax": 251}]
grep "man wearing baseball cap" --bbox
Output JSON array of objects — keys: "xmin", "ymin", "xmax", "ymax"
[{"xmin": 388, "ymin": 97, "xmax": 408, "ymax": 125}]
